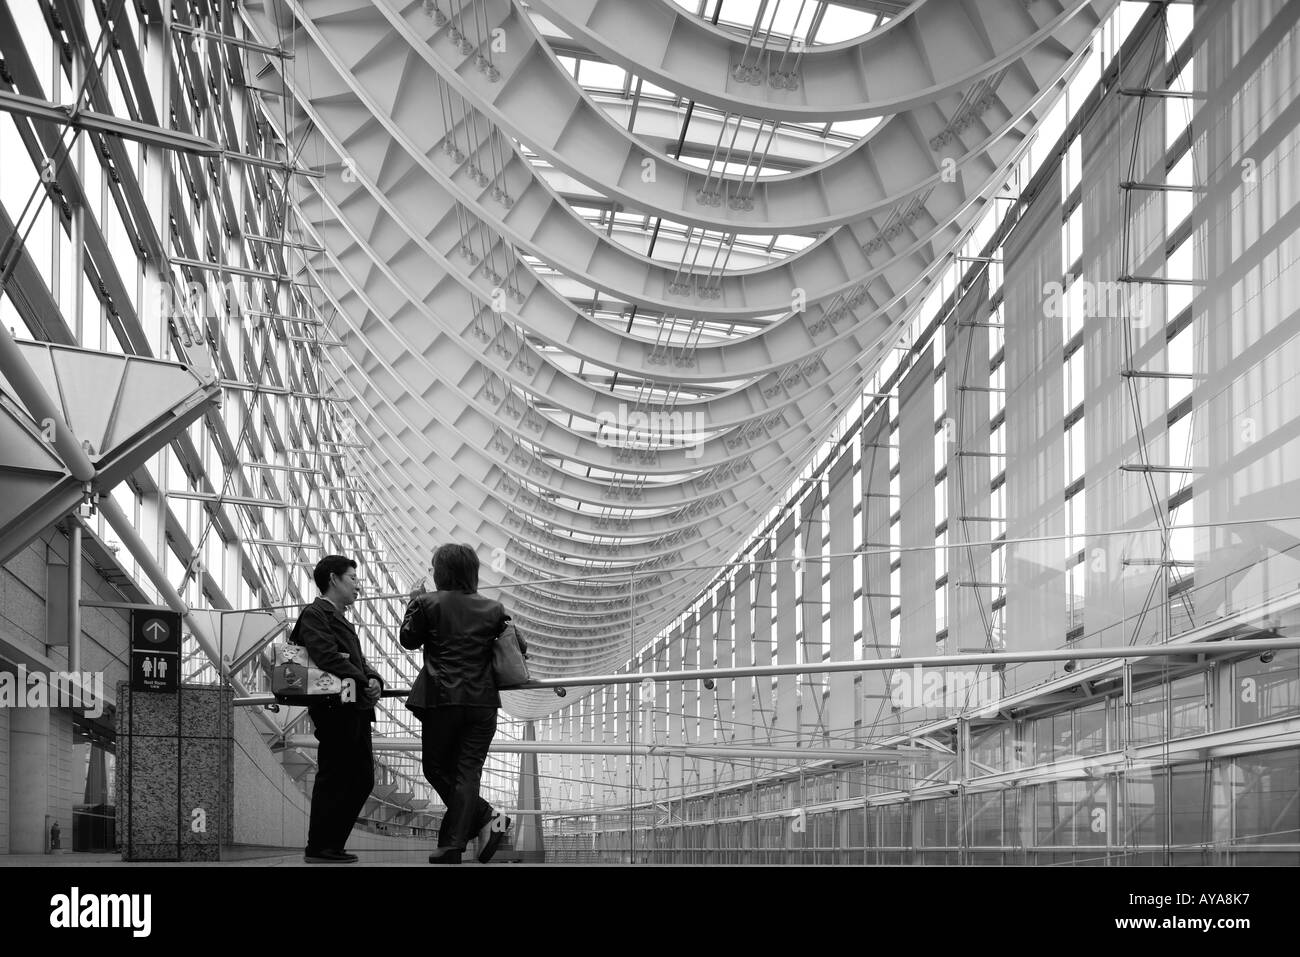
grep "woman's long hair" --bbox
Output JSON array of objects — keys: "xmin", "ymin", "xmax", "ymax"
[{"xmin": 432, "ymin": 543, "xmax": 479, "ymax": 592}]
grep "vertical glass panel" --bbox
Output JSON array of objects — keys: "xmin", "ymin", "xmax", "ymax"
[
  {"xmin": 1231, "ymin": 749, "xmax": 1300, "ymax": 848},
  {"xmin": 1170, "ymin": 762, "xmax": 1211, "ymax": 847},
  {"xmin": 1074, "ymin": 699, "xmax": 1108, "ymax": 756},
  {"xmin": 1169, "ymin": 674, "xmax": 1208, "ymax": 739},
  {"xmin": 1119, "ymin": 767, "xmax": 1164, "ymax": 856},
  {"xmin": 1128, "ymin": 682, "xmax": 1167, "ymax": 746},
  {"xmin": 970, "ymin": 724, "xmax": 1008, "ymax": 773},
  {"xmin": 967, "ymin": 791, "xmax": 1004, "ymax": 847}
]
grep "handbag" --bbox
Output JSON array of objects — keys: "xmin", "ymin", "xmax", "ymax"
[
  {"xmin": 492, "ymin": 621, "xmax": 531, "ymax": 689},
  {"xmin": 270, "ymin": 619, "xmax": 357, "ymax": 706}
]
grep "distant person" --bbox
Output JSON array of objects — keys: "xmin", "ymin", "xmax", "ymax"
[
  {"xmin": 400, "ymin": 544, "xmax": 513, "ymax": 864},
  {"xmin": 296, "ymin": 555, "xmax": 385, "ymax": 863}
]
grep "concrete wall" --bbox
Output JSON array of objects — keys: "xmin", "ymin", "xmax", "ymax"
[
  {"xmin": 1, "ymin": 530, "xmax": 130, "ymax": 691},
  {"xmin": 1, "ymin": 538, "xmax": 51, "ymax": 654},
  {"xmin": 47, "ymin": 709, "xmax": 75, "ymax": 850}
]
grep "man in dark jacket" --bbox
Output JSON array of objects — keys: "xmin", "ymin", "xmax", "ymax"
[
  {"xmin": 297, "ymin": 554, "xmax": 384, "ymax": 863},
  {"xmin": 400, "ymin": 544, "xmax": 512, "ymax": 864}
]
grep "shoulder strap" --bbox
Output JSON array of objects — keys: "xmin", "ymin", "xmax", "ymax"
[{"xmin": 287, "ymin": 610, "xmax": 304, "ymax": 645}]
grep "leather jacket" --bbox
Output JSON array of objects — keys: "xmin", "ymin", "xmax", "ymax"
[
  {"xmin": 293, "ymin": 596, "xmax": 383, "ymax": 715},
  {"xmin": 399, "ymin": 589, "xmax": 506, "ymax": 713}
]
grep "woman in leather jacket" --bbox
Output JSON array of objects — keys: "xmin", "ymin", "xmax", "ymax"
[{"xmin": 399, "ymin": 544, "xmax": 512, "ymax": 864}]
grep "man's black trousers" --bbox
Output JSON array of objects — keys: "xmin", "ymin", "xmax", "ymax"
[{"xmin": 307, "ymin": 706, "xmax": 374, "ymax": 853}]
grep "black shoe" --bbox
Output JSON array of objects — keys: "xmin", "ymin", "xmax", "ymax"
[
  {"xmin": 428, "ymin": 847, "xmax": 462, "ymax": 864},
  {"xmin": 477, "ymin": 815, "xmax": 512, "ymax": 864},
  {"xmin": 305, "ymin": 848, "xmax": 358, "ymax": 863}
]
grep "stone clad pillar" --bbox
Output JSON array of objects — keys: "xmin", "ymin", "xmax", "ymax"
[{"xmin": 115, "ymin": 682, "xmax": 232, "ymax": 861}]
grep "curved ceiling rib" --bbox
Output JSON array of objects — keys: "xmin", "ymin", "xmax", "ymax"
[
  {"xmin": 289, "ymin": 135, "xmax": 899, "ymax": 482},
  {"xmin": 238, "ymin": 18, "xmax": 1048, "ymax": 508},
  {"xmin": 291, "ymin": 145, "xmax": 919, "ymax": 585},
  {"xmin": 248, "ymin": 16, "xmax": 973, "ymax": 491},
  {"xmin": 335, "ymin": 470, "xmax": 702, "ymax": 662},
  {"xmin": 235, "ymin": 0, "xmax": 1112, "ymax": 713},
  {"xmin": 296, "ymin": 236, "xmax": 858, "ymax": 561},
  {"xmin": 317, "ymin": 318, "xmax": 814, "ymax": 643},
  {"xmin": 244, "ymin": 0, "xmax": 1099, "ymax": 386},
  {"xmin": 247, "ymin": 4, "xmax": 1021, "ymax": 415},
  {"xmin": 250, "ymin": 0, "xmax": 1066, "ymax": 613},
  {"xmin": 300, "ymin": 247, "xmax": 818, "ymax": 592},
  {"xmin": 334, "ymin": 432, "xmax": 683, "ymax": 638},
  {"xmin": 267, "ymin": 59, "xmax": 948, "ymax": 382},
  {"xmin": 303, "ymin": 227, "xmax": 869, "ymax": 662},
  {"xmin": 369, "ymin": 0, "xmax": 1103, "ymax": 234},
  {"xmin": 256, "ymin": 0, "xmax": 1093, "ymax": 317},
  {"xmin": 526, "ymin": 0, "xmax": 1104, "ymax": 120}
]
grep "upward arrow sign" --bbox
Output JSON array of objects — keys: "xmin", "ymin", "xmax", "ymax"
[{"xmin": 144, "ymin": 619, "xmax": 169, "ymax": 643}]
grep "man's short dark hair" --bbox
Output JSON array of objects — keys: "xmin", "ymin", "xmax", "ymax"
[
  {"xmin": 314, "ymin": 555, "xmax": 357, "ymax": 593},
  {"xmin": 433, "ymin": 544, "xmax": 479, "ymax": 592}
]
